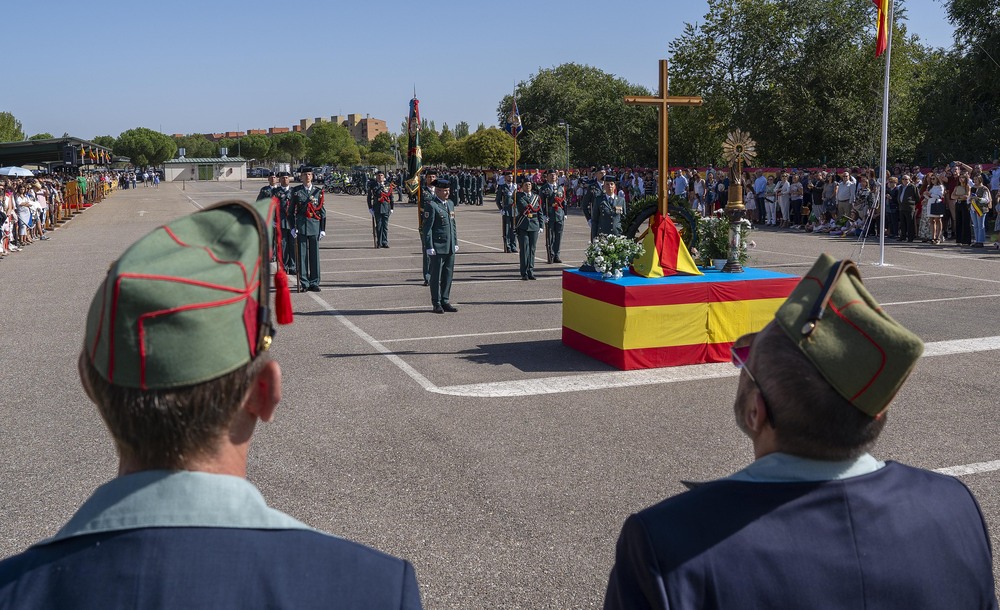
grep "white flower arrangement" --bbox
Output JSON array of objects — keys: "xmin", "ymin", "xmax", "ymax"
[{"xmin": 585, "ymin": 234, "xmax": 645, "ymax": 279}]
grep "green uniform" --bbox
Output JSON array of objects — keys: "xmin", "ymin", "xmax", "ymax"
[
  {"xmin": 515, "ymin": 191, "xmax": 544, "ymax": 279},
  {"xmin": 539, "ymin": 182, "xmax": 566, "ymax": 263},
  {"xmin": 367, "ymin": 181, "xmax": 394, "ymax": 248},
  {"xmin": 420, "ymin": 184, "xmax": 435, "ymax": 284},
  {"xmin": 290, "ymin": 184, "xmax": 326, "ymax": 291},
  {"xmin": 273, "ymin": 185, "xmax": 296, "ymax": 275},
  {"xmin": 496, "ymin": 183, "xmax": 517, "ymax": 252},
  {"xmin": 420, "ymin": 193, "xmax": 458, "ymax": 307},
  {"xmin": 593, "ymin": 191, "xmax": 624, "ymax": 238}
]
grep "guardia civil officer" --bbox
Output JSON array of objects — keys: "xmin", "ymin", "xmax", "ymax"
[
  {"xmin": 448, "ymin": 171, "xmax": 459, "ymax": 206},
  {"xmin": 604, "ymin": 254, "xmax": 997, "ymax": 609},
  {"xmin": 257, "ymin": 171, "xmax": 277, "ymax": 200},
  {"xmin": 495, "ymin": 171, "xmax": 517, "ymax": 252},
  {"xmin": 367, "ymin": 170, "xmax": 394, "ymax": 248},
  {"xmin": 515, "ymin": 177, "xmax": 544, "ymax": 280},
  {"xmin": 419, "ymin": 169, "xmax": 438, "ymax": 286},
  {"xmin": 290, "ymin": 167, "xmax": 326, "ymax": 292},
  {"xmin": 421, "ymin": 178, "xmax": 458, "ymax": 314},
  {"xmin": 592, "ymin": 175, "xmax": 624, "ymax": 239},
  {"xmin": 274, "ymin": 171, "xmax": 296, "ymax": 275},
  {"xmin": 539, "ymin": 169, "xmax": 566, "ymax": 263},
  {"xmin": 581, "ymin": 168, "xmax": 606, "ymax": 240},
  {"xmin": 473, "ymin": 170, "xmax": 485, "ymax": 206},
  {"xmin": 0, "ymin": 198, "xmax": 423, "ymax": 609}
]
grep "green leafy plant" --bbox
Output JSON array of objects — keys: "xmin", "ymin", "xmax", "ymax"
[{"xmin": 696, "ymin": 211, "xmax": 753, "ymax": 265}]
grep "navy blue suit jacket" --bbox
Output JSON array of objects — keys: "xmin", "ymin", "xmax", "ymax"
[
  {"xmin": 0, "ymin": 527, "xmax": 421, "ymax": 609},
  {"xmin": 604, "ymin": 461, "xmax": 996, "ymax": 610}
]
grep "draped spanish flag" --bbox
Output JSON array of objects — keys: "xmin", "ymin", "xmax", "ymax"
[
  {"xmin": 873, "ymin": 0, "xmax": 889, "ymax": 57},
  {"xmin": 631, "ymin": 212, "xmax": 702, "ymax": 278}
]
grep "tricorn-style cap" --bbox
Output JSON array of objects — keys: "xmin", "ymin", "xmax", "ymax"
[
  {"xmin": 84, "ymin": 199, "xmax": 282, "ymax": 390},
  {"xmin": 432, "ymin": 178, "xmax": 451, "ymax": 188},
  {"xmin": 774, "ymin": 253, "xmax": 924, "ymax": 416},
  {"xmin": 602, "ymin": 175, "xmax": 617, "ymax": 183}
]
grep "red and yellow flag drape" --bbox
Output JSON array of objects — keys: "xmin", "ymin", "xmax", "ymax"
[{"xmin": 873, "ymin": 0, "xmax": 889, "ymax": 57}]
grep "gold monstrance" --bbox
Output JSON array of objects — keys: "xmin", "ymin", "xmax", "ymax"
[{"xmin": 720, "ymin": 130, "xmax": 757, "ymax": 273}]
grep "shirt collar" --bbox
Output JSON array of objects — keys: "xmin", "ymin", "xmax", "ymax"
[
  {"xmin": 40, "ymin": 470, "xmax": 313, "ymax": 546},
  {"xmin": 725, "ymin": 452, "xmax": 885, "ymax": 483}
]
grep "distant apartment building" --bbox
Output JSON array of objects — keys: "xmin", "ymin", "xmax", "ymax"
[{"xmin": 177, "ymin": 114, "xmax": 388, "ymax": 142}]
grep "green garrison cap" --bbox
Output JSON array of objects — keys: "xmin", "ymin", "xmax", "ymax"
[
  {"xmin": 84, "ymin": 198, "xmax": 279, "ymax": 390},
  {"xmin": 774, "ymin": 253, "xmax": 924, "ymax": 417}
]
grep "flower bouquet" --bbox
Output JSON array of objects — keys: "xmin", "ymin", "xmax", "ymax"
[{"xmin": 585, "ymin": 234, "xmax": 645, "ymax": 279}]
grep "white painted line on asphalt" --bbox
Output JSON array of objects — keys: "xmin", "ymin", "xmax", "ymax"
[
  {"xmin": 323, "ymin": 275, "xmax": 563, "ymax": 291},
  {"xmin": 427, "ymin": 335, "xmax": 1000, "ymax": 398},
  {"xmin": 882, "ymin": 295, "xmax": 1000, "ymax": 307},
  {"xmin": 182, "ymin": 192, "xmax": 204, "ymax": 209},
  {"xmin": 329, "ymin": 209, "xmax": 505, "ymax": 252},
  {"xmin": 935, "ymin": 459, "xmax": 1000, "ymax": 477},
  {"xmin": 381, "ymin": 327, "xmax": 562, "ymax": 344},
  {"xmin": 306, "ymin": 292, "xmax": 437, "ymax": 391},
  {"xmin": 322, "ymin": 263, "xmax": 530, "ymax": 275},
  {"xmin": 430, "ymin": 363, "xmax": 739, "ymax": 397},
  {"xmin": 920, "ymin": 336, "xmax": 1000, "ymax": 356}
]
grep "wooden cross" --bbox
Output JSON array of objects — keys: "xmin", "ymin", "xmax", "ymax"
[{"xmin": 624, "ymin": 59, "xmax": 702, "ymax": 215}]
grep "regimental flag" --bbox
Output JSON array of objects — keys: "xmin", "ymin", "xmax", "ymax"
[
  {"xmin": 504, "ymin": 95, "xmax": 522, "ymax": 138},
  {"xmin": 873, "ymin": 0, "xmax": 889, "ymax": 57},
  {"xmin": 631, "ymin": 212, "xmax": 703, "ymax": 278},
  {"xmin": 404, "ymin": 96, "xmax": 422, "ymax": 195}
]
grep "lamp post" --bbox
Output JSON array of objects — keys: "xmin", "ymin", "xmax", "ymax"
[{"xmin": 557, "ymin": 120, "xmax": 569, "ymax": 175}]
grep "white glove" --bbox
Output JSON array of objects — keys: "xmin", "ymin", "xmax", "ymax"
[
  {"xmin": 290, "ymin": 229, "xmax": 297, "ymax": 239},
  {"xmin": 368, "ymin": 208, "xmax": 374, "ymax": 216},
  {"xmin": 426, "ymin": 248, "xmax": 436, "ymax": 256},
  {"xmin": 454, "ymin": 245, "xmax": 459, "ymax": 252},
  {"xmin": 389, "ymin": 209, "xmax": 393, "ymax": 214},
  {"xmin": 319, "ymin": 231, "xmax": 326, "ymax": 240}
]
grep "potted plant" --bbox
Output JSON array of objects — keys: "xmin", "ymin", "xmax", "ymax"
[
  {"xmin": 696, "ymin": 211, "xmax": 754, "ymax": 269},
  {"xmin": 585, "ymin": 234, "xmax": 645, "ymax": 279}
]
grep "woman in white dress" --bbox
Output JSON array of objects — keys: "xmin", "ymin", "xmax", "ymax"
[{"xmin": 921, "ymin": 173, "xmax": 946, "ymax": 244}]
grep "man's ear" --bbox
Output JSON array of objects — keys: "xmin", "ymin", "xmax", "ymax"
[
  {"xmin": 744, "ymin": 391, "xmax": 771, "ymax": 433},
  {"xmin": 244, "ymin": 360, "xmax": 281, "ymax": 423}
]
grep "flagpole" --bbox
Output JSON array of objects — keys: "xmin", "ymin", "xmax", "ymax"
[{"xmin": 876, "ymin": 0, "xmax": 894, "ymax": 267}]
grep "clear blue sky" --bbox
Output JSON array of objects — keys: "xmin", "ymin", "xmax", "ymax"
[{"xmin": 10, "ymin": 0, "xmax": 954, "ymax": 140}]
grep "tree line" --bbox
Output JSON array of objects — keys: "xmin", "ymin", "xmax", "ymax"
[{"xmin": 498, "ymin": 0, "xmax": 999, "ymax": 169}]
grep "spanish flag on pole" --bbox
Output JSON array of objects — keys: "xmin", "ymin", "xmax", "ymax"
[
  {"xmin": 631, "ymin": 212, "xmax": 702, "ymax": 278},
  {"xmin": 873, "ymin": 0, "xmax": 889, "ymax": 57}
]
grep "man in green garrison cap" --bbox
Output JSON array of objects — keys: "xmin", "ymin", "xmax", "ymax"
[
  {"xmin": 604, "ymin": 253, "xmax": 996, "ymax": 609},
  {"xmin": 0, "ymin": 199, "xmax": 423, "ymax": 609}
]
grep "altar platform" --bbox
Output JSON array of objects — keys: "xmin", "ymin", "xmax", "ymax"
[{"xmin": 562, "ymin": 267, "xmax": 799, "ymax": 370}]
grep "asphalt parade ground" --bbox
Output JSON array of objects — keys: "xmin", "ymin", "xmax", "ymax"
[{"xmin": 1, "ymin": 179, "xmax": 998, "ymax": 608}]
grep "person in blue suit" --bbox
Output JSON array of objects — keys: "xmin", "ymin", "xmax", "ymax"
[
  {"xmin": 0, "ymin": 199, "xmax": 423, "ymax": 610},
  {"xmin": 604, "ymin": 254, "xmax": 996, "ymax": 610}
]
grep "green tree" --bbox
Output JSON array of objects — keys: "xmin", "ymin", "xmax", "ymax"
[
  {"xmin": 912, "ymin": 0, "xmax": 1000, "ymax": 162},
  {"xmin": 476, "ymin": 123, "xmax": 486, "ymax": 132},
  {"xmin": 92, "ymin": 135, "xmax": 117, "ymax": 149},
  {"xmin": 370, "ymin": 132, "xmax": 395, "ymax": 154},
  {"xmin": 173, "ymin": 134, "xmax": 215, "ymax": 158},
  {"xmin": 274, "ymin": 132, "xmax": 308, "ymax": 164},
  {"xmin": 115, "ymin": 127, "xmax": 177, "ymax": 167},
  {"xmin": 442, "ymin": 139, "xmax": 466, "ymax": 166},
  {"xmin": 239, "ymin": 133, "xmax": 271, "ymax": 160},
  {"xmin": 28, "ymin": 133, "xmax": 54, "ymax": 141},
  {"xmin": 667, "ymin": 0, "xmax": 929, "ymax": 166},
  {"xmin": 0, "ymin": 112, "xmax": 25, "ymax": 142},
  {"xmin": 420, "ymin": 126, "xmax": 444, "ymax": 164},
  {"xmin": 216, "ymin": 138, "xmax": 236, "ymax": 156},
  {"xmin": 308, "ymin": 122, "xmax": 360, "ymax": 166},
  {"xmin": 440, "ymin": 123, "xmax": 455, "ymax": 145},
  {"xmin": 368, "ymin": 152, "xmax": 396, "ymax": 167},
  {"xmin": 464, "ymin": 128, "xmax": 514, "ymax": 168},
  {"xmin": 455, "ymin": 121, "xmax": 470, "ymax": 139},
  {"xmin": 497, "ymin": 63, "xmax": 657, "ymax": 167}
]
